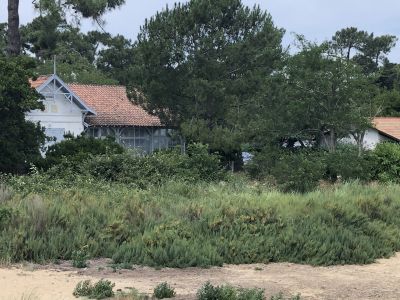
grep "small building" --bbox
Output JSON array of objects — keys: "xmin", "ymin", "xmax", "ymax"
[
  {"xmin": 342, "ymin": 117, "xmax": 400, "ymax": 150},
  {"xmin": 28, "ymin": 74, "xmax": 175, "ymax": 153}
]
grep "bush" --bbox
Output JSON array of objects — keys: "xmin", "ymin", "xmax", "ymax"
[
  {"xmin": 372, "ymin": 142, "xmax": 400, "ymax": 183},
  {"xmin": 324, "ymin": 145, "xmax": 374, "ymax": 182},
  {"xmin": 153, "ymin": 282, "xmax": 176, "ymax": 299},
  {"xmin": 196, "ymin": 282, "xmax": 264, "ymax": 300},
  {"xmin": 39, "ymin": 135, "xmax": 124, "ymax": 170},
  {"xmin": 3, "ymin": 178, "xmax": 400, "ymax": 268},
  {"xmin": 73, "ymin": 279, "xmax": 115, "ymax": 299},
  {"xmin": 78, "ymin": 143, "xmax": 225, "ymax": 188},
  {"xmin": 246, "ymin": 148, "xmax": 325, "ymax": 193},
  {"xmin": 73, "ymin": 280, "xmax": 92, "ymax": 298},
  {"xmin": 72, "ymin": 248, "xmax": 88, "ymax": 268},
  {"xmin": 247, "ymin": 145, "xmax": 376, "ymax": 192}
]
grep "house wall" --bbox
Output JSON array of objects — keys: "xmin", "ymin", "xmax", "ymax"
[
  {"xmin": 86, "ymin": 126, "xmax": 176, "ymax": 154},
  {"xmin": 341, "ymin": 129, "xmax": 393, "ymax": 150},
  {"xmin": 26, "ymin": 84, "xmax": 85, "ymax": 145}
]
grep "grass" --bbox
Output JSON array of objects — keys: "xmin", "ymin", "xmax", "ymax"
[{"xmin": 1, "ymin": 175, "xmax": 400, "ymax": 267}]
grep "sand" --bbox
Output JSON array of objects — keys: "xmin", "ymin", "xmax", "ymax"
[{"xmin": 1, "ymin": 253, "xmax": 400, "ymax": 299}]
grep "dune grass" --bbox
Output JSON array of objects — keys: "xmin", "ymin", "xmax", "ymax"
[{"xmin": 1, "ymin": 175, "xmax": 400, "ymax": 267}]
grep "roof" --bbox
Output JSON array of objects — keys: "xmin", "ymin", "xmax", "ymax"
[
  {"xmin": 373, "ymin": 117, "xmax": 400, "ymax": 142},
  {"xmin": 68, "ymin": 83, "xmax": 162, "ymax": 127},
  {"xmin": 30, "ymin": 75, "xmax": 96, "ymax": 115}
]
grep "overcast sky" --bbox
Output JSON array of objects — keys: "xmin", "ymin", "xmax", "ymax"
[{"xmin": 1, "ymin": 0, "xmax": 399, "ymax": 61}]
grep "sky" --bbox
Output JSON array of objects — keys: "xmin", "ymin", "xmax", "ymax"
[{"xmin": 1, "ymin": 0, "xmax": 400, "ymax": 61}]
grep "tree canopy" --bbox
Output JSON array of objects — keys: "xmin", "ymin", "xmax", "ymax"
[
  {"xmin": 129, "ymin": 0, "xmax": 285, "ymax": 157},
  {"xmin": 0, "ymin": 56, "xmax": 45, "ymax": 173}
]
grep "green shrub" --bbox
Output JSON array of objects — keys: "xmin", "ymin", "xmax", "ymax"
[
  {"xmin": 83, "ymin": 143, "xmax": 225, "ymax": 188},
  {"xmin": 247, "ymin": 148, "xmax": 325, "ymax": 193},
  {"xmin": 153, "ymin": 282, "xmax": 176, "ymax": 299},
  {"xmin": 247, "ymin": 145, "xmax": 377, "ymax": 192},
  {"xmin": 372, "ymin": 142, "xmax": 400, "ymax": 183},
  {"xmin": 73, "ymin": 279, "xmax": 115, "ymax": 299},
  {"xmin": 39, "ymin": 135, "xmax": 124, "ymax": 170},
  {"xmin": 72, "ymin": 248, "xmax": 88, "ymax": 268},
  {"xmin": 91, "ymin": 280, "xmax": 115, "ymax": 299},
  {"xmin": 73, "ymin": 280, "xmax": 93, "ymax": 298},
  {"xmin": 324, "ymin": 145, "xmax": 374, "ymax": 182},
  {"xmin": 3, "ymin": 178, "xmax": 400, "ymax": 268},
  {"xmin": 196, "ymin": 282, "xmax": 264, "ymax": 300}
]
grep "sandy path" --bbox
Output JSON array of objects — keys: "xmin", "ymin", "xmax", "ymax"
[{"xmin": 1, "ymin": 253, "xmax": 400, "ymax": 300}]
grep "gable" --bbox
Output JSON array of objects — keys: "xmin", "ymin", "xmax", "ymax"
[{"xmin": 30, "ymin": 75, "xmax": 96, "ymax": 115}]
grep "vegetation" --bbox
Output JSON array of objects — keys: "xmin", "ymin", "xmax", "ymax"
[
  {"xmin": 2, "ymin": 0, "xmax": 400, "ymax": 283},
  {"xmin": 72, "ymin": 280, "xmax": 300, "ymax": 300},
  {"xmin": 39, "ymin": 135, "xmax": 124, "ymax": 171},
  {"xmin": 1, "ymin": 175, "xmax": 400, "ymax": 267},
  {"xmin": 153, "ymin": 282, "xmax": 176, "ymax": 299},
  {"xmin": 130, "ymin": 0, "xmax": 284, "ymax": 161},
  {"xmin": 0, "ymin": 56, "xmax": 45, "ymax": 174},
  {"xmin": 197, "ymin": 282, "xmax": 264, "ymax": 300},
  {"xmin": 38, "ymin": 143, "xmax": 225, "ymax": 188},
  {"xmin": 73, "ymin": 279, "xmax": 115, "ymax": 299}
]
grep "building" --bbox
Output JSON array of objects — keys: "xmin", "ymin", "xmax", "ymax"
[
  {"xmin": 342, "ymin": 117, "xmax": 400, "ymax": 150},
  {"xmin": 28, "ymin": 74, "xmax": 175, "ymax": 153}
]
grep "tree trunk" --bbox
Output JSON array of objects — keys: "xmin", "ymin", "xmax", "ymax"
[{"xmin": 7, "ymin": 0, "xmax": 21, "ymax": 56}]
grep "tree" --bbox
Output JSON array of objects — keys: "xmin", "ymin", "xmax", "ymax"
[
  {"xmin": 0, "ymin": 56, "xmax": 46, "ymax": 173},
  {"xmin": 96, "ymin": 35, "xmax": 136, "ymax": 85},
  {"xmin": 7, "ymin": 0, "xmax": 21, "ymax": 55},
  {"xmin": 0, "ymin": 23, "xmax": 7, "ymax": 54},
  {"xmin": 32, "ymin": 0, "xmax": 126, "ymax": 24},
  {"xmin": 20, "ymin": 15, "xmax": 117, "ymax": 84},
  {"xmin": 130, "ymin": 0, "xmax": 284, "ymax": 158},
  {"xmin": 332, "ymin": 27, "xmax": 368, "ymax": 60},
  {"xmin": 250, "ymin": 39, "xmax": 379, "ymax": 153}
]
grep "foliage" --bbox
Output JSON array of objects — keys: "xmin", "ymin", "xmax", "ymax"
[
  {"xmin": 0, "ymin": 56, "xmax": 45, "ymax": 174},
  {"xmin": 153, "ymin": 282, "xmax": 176, "ymax": 299},
  {"xmin": 269, "ymin": 293, "xmax": 301, "ymax": 300},
  {"xmin": 73, "ymin": 280, "xmax": 92, "ymax": 297},
  {"xmin": 73, "ymin": 279, "xmax": 115, "ymax": 299},
  {"xmin": 43, "ymin": 143, "xmax": 225, "ymax": 188},
  {"xmin": 39, "ymin": 135, "xmax": 124, "ymax": 170},
  {"xmin": 130, "ymin": 0, "xmax": 284, "ymax": 156},
  {"xmin": 372, "ymin": 142, "xmax": 400, "ymax": 183},
  {"xmin": 2, "ymin": 177, "xmax": 400, "ymax": 267},
  {"xmin": 196, "ymin": 282, "xmax": 264, "ymax": 300},
  {"xmin": 324, "ymin": 145, "xmax": 375, "ymax": 182},
  {"xmin": 247, "ymin": 145, "xmax": 378, "ymax": 192},
  {"xmin": 72, "ymin": 247, "xmax": 88, "ymax": 268}
]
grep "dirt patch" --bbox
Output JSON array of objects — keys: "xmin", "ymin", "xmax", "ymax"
[{"xmin": 1, "ymin": 253, "xmax": 400, "ymax": 300}]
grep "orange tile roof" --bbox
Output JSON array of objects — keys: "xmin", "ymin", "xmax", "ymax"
[
  {"xmin": 69, "ymin": 83, "xmax": 162, "ymax": 127},
  {"xmin": 29, "ymin": 75, "xmax": 50, "ymax": 88},
  {"xmin": 373, "ymin": 117, "xmax": 400, "ymax": 141},
  {"xmin": 29, "ymin": 76, "xmax": 162, "ymax": 127}
]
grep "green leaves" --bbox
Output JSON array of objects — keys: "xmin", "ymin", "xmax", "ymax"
[
  {"xmin": 0, "ymin": 56, "xmax": 45, "ymax": 173},
  {"xmin": 131, "ymin": 0, "xmax": 284, "ymax": 154}
]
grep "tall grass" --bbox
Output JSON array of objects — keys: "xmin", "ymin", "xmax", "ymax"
[{"xmin": 1, "ymin": 175, "xmax": 400, "ymax": 267}]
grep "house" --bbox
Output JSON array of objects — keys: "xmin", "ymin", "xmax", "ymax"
[
  {"xmin": 28, "ymin": 74, "xmax": 175, "ymax": 153},
  {"xmin": 342, "ymin": 117, "xmax": 400, "ymax": 150}
]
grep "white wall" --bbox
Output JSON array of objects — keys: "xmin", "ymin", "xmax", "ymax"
[
  {"xmin": 26, "ymin": 84, "xmax": 85, "ymax": 146},
  {"xmin": 341, "ymin": 128, "xmax": 393, "ymax": 150}
]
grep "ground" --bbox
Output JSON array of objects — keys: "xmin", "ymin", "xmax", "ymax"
[{"xmin": 1, "ymin": 253, "xmax": 400, "ymax": 300}]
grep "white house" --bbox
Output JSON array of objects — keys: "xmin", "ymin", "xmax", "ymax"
[
  {"xmin": 29, "ymin": 74, "xmax": 175, "ymax": 153},
  {"xmin": 28, "ymin": 75, "xmax": 95, "ymax": 145},
  {"xmin": 343, "ymin": 117, "xmax": 400, "ymax": 150}
]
